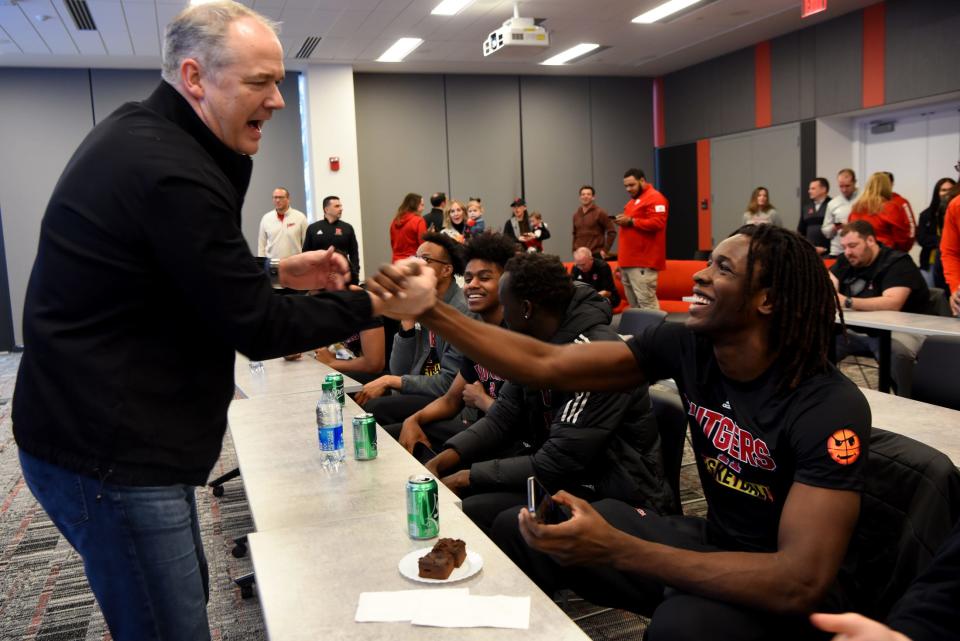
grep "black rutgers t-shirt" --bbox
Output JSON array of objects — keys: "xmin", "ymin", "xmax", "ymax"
[{"xmin": 627, "ymin": 323, "xmax": 871, "ymax": 552}]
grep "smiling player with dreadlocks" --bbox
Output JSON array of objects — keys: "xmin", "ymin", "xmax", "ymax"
[{"xmin": 369, "ymin": 224, "xmax": 871, "ymax": 641}]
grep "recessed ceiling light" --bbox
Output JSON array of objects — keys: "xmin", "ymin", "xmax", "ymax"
[
  {"xmin": 431, "ymin": 0, "xmax": 475, "ymax": 16},
  {"xmin": 540, "ymin": 43, "xmax": 600, "ymax": 66},
  {"xmin": 632, "ymin": 0, "xmax": 703, "ymax": 24},
  {"xmin": 377, "ymin": 37, "xmax": 424, "ymax": 62}
]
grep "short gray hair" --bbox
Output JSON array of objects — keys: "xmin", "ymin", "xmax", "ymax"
[{"xmin": 161, "ymin": 1, "xmax": 280, "ymax": 85}]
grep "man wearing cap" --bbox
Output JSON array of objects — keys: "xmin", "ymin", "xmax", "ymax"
[{"xmin": 504, "ymin": 198, "xmax": 535, "ymax": 248}]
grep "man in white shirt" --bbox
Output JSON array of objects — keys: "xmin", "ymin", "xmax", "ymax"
[
  {"xmin": 821, "ymin": 169, "xmax": 859, "ymax": 258},
  {"xmin": 257, "ymin": 187, "xmax": 308, "ymax": 258}
]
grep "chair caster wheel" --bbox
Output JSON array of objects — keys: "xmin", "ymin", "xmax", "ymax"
[
  {"xmin": 211, "ymin": 485, "xmax": 225, "ymax": 497},
  {"xmin": 231, "ymin": 543, "xmax": 247, "ymax": 558}
]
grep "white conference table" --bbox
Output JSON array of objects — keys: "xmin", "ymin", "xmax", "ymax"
[
  {"xmin": 228, "ymin": 390, "xmax": 589, "ymax": 641},
  {"xmin": 861, "ymin": 388, "xmax": 960, "ymax": 465},
  {"xmin": 247, "ymin": 508, "xmax": 590, "ymax": 641},
  {"xmin": 839, "ymin": 310, "xmax": 960, "ymax": 392},
  {"xmin": 234, "ymin": 352, "xmax": 361, "ymax": 399},
  {"xmin": 226, "ymin": 390, "xmax": 461, "ymax": 533}
]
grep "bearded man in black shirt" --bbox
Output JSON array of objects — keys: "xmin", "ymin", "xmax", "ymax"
[
  {"xmin": 830, "ymin": 219, "xmax": 929, "ymax": 396},
  {"xmin": 369, "ymin": 224, "xmax": 870, "ymax": 641}
]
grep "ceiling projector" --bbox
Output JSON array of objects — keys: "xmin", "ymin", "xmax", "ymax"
[{"xmin": 482, "ymin": 8, "xmax": 549, "ymax": 58}]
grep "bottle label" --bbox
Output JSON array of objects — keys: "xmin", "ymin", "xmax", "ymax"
[{"xmin": 318, "ymin": 425, "xmax": 344, "ymax": 451}]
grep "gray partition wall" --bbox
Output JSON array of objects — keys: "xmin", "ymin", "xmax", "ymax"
[
  {"xmin": 0, "ymin": 68, "xmax": 93, "ymax": 347},
  {"xmin": 710, "ymin": 124, "xmax": 801, "ymax": 240},
  {"xmin": 445, "ymin": 75, "xmax": 522, "ymax": 233},
  {"xmin": 520, "ymin": 76, "xmax": 592, "ymax": 258},
  {"xmin": 590, "ymin": 77, "xmax": 656, "ymax": 255},
  {"xmin": 0, "ymin": 68, "xmax": 306, "ymax": 347},
  {"xmin": 354, "ymin": 74, "xmax": 449, "ymax": 272},
  {"xmin": 354, "ymin": 73, "xmax": 655, "ymax": 269}
]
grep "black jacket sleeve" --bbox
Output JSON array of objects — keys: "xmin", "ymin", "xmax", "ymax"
[{"xmin": 468, "ymin": 387, "xmax": 633, "ymax": 493}]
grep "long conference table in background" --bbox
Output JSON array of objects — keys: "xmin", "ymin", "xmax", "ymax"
[
  {"xmin": 840, "ymin": 309, "xmax": 960, "ymax": 393},
  {"xmin": 227, "ymin": 357, "xmax": 590, "ymax": 641}
]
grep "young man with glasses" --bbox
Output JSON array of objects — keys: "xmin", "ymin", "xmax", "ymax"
[
  {"xmin": 829, "ymin": 219, "xmax": 930, "ymax": 395},
  {"xmin": 356, "ymin": 232, "xmax": 469, "ymax": 424}
]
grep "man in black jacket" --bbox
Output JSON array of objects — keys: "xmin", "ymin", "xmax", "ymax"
[
  {"xmin": 799, "ymin": 177, "xmax": 832, "ymax": 254},
  {"xmin": 302, "ymin": 195, "xmax": 361, "ymax": 284},
  {"xmin": 12, "ymin": 4, "xmax": 433, "ymax": 640},
  {"xmin": 425, "ymin": 253, "xmax": 673, "ymax": 533}
]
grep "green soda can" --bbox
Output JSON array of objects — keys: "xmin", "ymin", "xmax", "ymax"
[
  {"xmin": 352, "ymin": 413, "xmax": 378, "ymax": 460},
  {"xmin": 406, "ymin": 474, "xmax": 439, "ymax": 539},
  {"xmin": 324, "ymin": 372, "xmax": 345, "ymax": 406}
]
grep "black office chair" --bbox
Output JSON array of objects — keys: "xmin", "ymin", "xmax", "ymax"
[
  {"xmin": 910, "ymin": 335, "xmax": 960, "ymax": 410},
  {"xmin": 618, "ymin": 308, "xmax": 667, "ymax": 337},
  {"xmin": 925, "ymin": 287, "xmax": 952, "ymax": 317},
  {"xmin": 844, "ymin": 428, "xmax": 960, "ymax": 620},
  {"xmin": 649, "ymin": 387, "xmax": 689, "ymax": 515}
]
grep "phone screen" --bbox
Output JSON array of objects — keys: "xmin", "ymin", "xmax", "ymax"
[
  {"xmin": 412, "ymin": 441, "xmax": 438, "ymax": 465},
  {"xmin": 526, "ymin": 476, "xmax": 567, "ymax": 524}
]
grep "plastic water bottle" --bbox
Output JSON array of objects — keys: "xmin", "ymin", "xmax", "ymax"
[
  {"xmin": 317, "ymin": 380, "xmax": 345, "ymax": 467},
  {"xmin": 248, "ymin": 360, "xmax": 264, "ymax": 374}
]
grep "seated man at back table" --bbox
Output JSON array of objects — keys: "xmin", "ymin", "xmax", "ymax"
[
  {"xmin": 314, "ymin": 313, "xmax": 386, "ymax": 386},
  {"xmin": 830, "ymin": 220, "xmax": 930, "ymax": 397},
  {"xmin": 424, "ymin": 254, "xmax": 673, "ymax": 534},
  {"xmin": 367, "ymin": 224, "xmax": 870, "ymax": 641},
  {"xmin": 389, "ymin": 233, "xmax": 516, "ymax": 451},
  {"xmin": 356, "ymin": 232, "xmax": 468, "ymax": 424},
  {"xmin": 571, "ymin": 246, "xmax": 620, "ymax": 309}
]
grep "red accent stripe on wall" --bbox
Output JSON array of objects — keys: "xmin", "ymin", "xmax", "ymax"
[
  {"xmin": 754, "ymin": 41, "xmax": 772, "ymax": 128},
  {"xmin": 653, "ymin": 77, "xmax": 666, "ymax": 148},
  {"xmin": 862, "ymin": 3, "xmax": 886, "ymax": 108},
  {"xmin": 696, "ymin": 139, "xmax": 712, "ymax": 251}
]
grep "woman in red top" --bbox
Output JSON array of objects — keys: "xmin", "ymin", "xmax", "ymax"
[
  {"xmin": 848, "ymin": 172, "xmax": 912, "ymax": 251},
  {"xmin": 390, "ymin": 193, "xmax": 426, "ymax": 262}
]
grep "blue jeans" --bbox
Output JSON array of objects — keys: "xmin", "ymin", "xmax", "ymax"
[{"xmin": 19, "ymin": 449, "xmax": 211, "ymax": 641}]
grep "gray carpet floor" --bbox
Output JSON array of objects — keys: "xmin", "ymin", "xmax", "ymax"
[{"xmin": 0, "ymin": 351, "xmax": 876, "ymax": 640}]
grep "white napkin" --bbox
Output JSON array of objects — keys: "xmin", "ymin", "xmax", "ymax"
[
  {"xmin": 355, "ymin": 588, "xmax": 469, "ymax": 622},
  {"xmin": 411, "ymin": 594, "xmax": 531, "ymax": 630}
]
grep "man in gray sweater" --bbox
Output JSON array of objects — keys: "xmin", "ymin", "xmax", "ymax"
[{"xmin": 357, "ymin": 232, "xmax": 469, "ymax": 424}]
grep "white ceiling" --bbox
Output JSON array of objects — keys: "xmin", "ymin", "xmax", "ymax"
[{"xmin": 0, "ymin": 0, "xmax": 877, "ymax": 76}]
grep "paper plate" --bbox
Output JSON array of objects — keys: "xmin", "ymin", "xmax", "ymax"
[{"xmin": 398, "ymin": 546, "xmax": 483, "ymax": 584}]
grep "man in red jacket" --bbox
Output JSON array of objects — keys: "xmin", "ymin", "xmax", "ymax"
[{"xmin": 614, "ymin": 168, "xmax": 668, "ymax": 311}]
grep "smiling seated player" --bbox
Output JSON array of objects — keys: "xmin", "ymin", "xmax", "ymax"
[
  {"xmin": 388, "ymin": 232, "xmax": 516, "ymax": 451},
  {"xmin": 367, "ymin": 224, "xmax": 871, "ymax": 641}
]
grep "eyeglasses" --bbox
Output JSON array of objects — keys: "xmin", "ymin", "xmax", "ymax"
[{"xmin": 417, "ymin": 255, "xmax": 450, "ymax": 265}]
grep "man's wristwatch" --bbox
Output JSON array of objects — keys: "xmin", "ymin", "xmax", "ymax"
[
  {"xmin": 844, "ymin": 297, "xmax": 854, "ymax": 310},
  {"xmin": 266, "ymin": 258, "xmax": 281, "ymax": 287}
]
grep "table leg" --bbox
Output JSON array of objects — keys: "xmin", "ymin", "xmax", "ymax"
[{"xmin": 878, "ymin": 330, "xmax": 891, "ymax": 393}]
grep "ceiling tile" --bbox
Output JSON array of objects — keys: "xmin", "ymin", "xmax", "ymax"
[
  {"xmin": 88, "ymin": 1, "xmax": 133, "ymax": 55},
  {"xmin": 0, "ymin": 5, "xmax": 49, "ymax": 54},
  {"xmin": 27, "ymin": 0, "xmax": 77, "ymax": 54},
  {"xmin": 121, "ymin": 0, "xmax": 158, "ymax": 55}
]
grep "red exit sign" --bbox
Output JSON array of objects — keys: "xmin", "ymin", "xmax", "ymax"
[{"xmin": 802, "ymin": 0, "xmax": 827, "ymax": 18}]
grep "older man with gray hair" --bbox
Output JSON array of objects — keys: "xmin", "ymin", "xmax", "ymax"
[
  {"xmin": 12, "ymin": 3, "xmax": 435, "ymax": 640},
  {"xmin": 571, "ymin": 246, "xmax": 620, "ymax": 308}
]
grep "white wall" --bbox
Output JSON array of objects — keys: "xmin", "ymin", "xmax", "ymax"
[
  {"xmin": 301, "ymin": 65, "xmax": 366, "ymax": 281},
  {"xmin": 857, "ymin": 103, "xmax": 960, "ymax": 219},
  {"xmin": 816, "ymin": 116, "xmax": 856, "ymax": 182}
]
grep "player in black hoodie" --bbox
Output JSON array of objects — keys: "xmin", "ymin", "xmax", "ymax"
[{"xmin": 425, "ymin": 253, "xmax": 673, "ymax": 532}]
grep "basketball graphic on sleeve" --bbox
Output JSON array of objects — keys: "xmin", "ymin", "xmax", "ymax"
[{"xmin": 827, "ymin": 429, "xmax": 861, "ymax": 465}]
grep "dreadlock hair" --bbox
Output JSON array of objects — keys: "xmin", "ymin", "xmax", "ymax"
[
  {"xmin": 421, "ymin": 231, "xmax": 466, "ymax": 276},
  {"xmin": 503, "ymin": 253, "xmax": 574, "ymax": 318},
  {"xmin": 732, "ymin": 224, "xmax": 838, "ymax": 394},
  {"xmin": 464, "ymin": 231, "xmax": 516, "ymax": 269}
]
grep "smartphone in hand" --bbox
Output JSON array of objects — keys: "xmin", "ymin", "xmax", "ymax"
[{"xmin": 526, "ymin": 476, "xmax": 569, "ymax": 525}]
